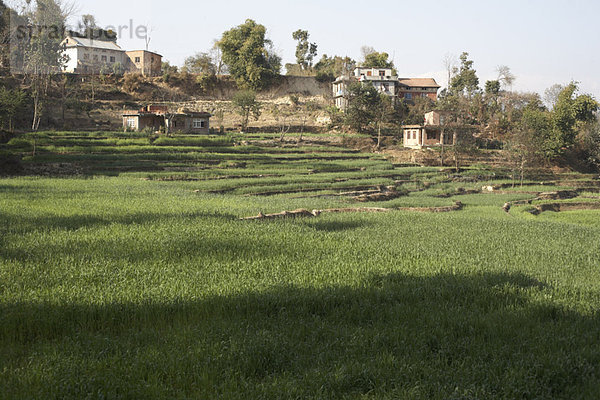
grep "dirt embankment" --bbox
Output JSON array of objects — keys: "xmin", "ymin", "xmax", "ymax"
[{"xmin": 46, "ymin": 75, "xmax": 332, "ymax": 132}]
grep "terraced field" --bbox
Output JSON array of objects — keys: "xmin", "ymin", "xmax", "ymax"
[{"xmin": 2, "ymin": 131, "xmax": 600, "ymax": 399}]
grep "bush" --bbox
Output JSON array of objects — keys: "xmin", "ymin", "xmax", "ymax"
[
  {"xmin": 316, "ymin": 71, "xmax": 335, "ymax": 83},
  {"xmin": 123, "ymin": 73, "xmax": 144, "ymax": 93},
  {"xmin": 196, "ymin": 74, "xmax": 218, "ymax": 93}
]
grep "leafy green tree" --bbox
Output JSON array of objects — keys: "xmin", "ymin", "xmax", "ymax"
[
  {"xmin": 0, "ymin": 86, "xmax": 26, "ymax": 131},
  {"xmin": 183, "ymin": 52, "xmax": 216, "ymax": 75},
  {"xmin": 362, "ymin": 51, "xmax": 394, "ymax": 69},
  {"xmin": 292, "ymin": 29, "xmax": 317, "ymax": 70},
  {"xmin": 585, "ymin": 119, "xmax": 600, "ymax": 170},
  {"xmin": 232, "ymin": 90, "xmax": 261, "ymax": 132},
  {"xmin": 551, "ymin": 82, "xmax": 599, "ymax": 155},
  {"xmin": 345, "ymin": 82, "xmax": 380, "ymax": 133},
  {"xmin": 313, "ymin": 54, "xmax": 355, "ymax": 81},
  {"xmin": 485, "ymin": 80, "xmax": 500, "ymax": 96},
  {"xmin": 217, "ymin": 19, "xmax": 281, "ymax": 90},
  {"xmin": 450, "ymin": 52, "xmax": 479, "ymax": 97}
]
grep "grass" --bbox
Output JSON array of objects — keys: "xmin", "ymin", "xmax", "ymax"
[{"xmin": 1, "ymin": 131, "xmax": 600, "ymax": 398}]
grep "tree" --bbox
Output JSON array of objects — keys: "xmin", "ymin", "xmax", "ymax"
[
  {"xmin": 496, "ymin": 65, "xmax": 515, "ymax": 90},
  {"xmin": 183, "ymin": 52, "xmax": 216, "ymax": 75},
  {"xmin": 20, "ymin": 0, "xmax": 72, "ymax": 130},
  {"xmin": 374, "ymin": 94, "xmax": 395, "ymax": 149},
  {"xmin": 161, "ymin": 61, "xmax": 178, "ymax": 75},
  {"xmin": 544, "ymin": 84, "xmax": 564, "ymax": 110},
  {"xmin": 361, "ymin": 49, "xmax": 394, "ymax": 69},
  {"xmin": 506, "ymin": 106, "xmax": 549, "ymax": 184},
  {"xmin": 209, "ymin": 39, "xmax": 227, "ymax": 76},
  {"xmin": 217, "ymin": 19, "xmax": 281, "ymax": 90},
  {"xmin": 271, "ymin": 104, "xmax": 292, "ymax": 142},
  {"xmin": 232, "ymin": 90, "xmax": 261, "ymax": 132},
  {"xmin": 77, "ymin": 14, "xmax": 98, "ymax": 36},
  {"xmin": 298, "ymin": 100, "xmax": 319, "ymax": 142},
  {"xmin": 585, "ymin": 119, "xmax": 600, "ymax": 171},
  {"xmin": 442, "ymin": 53, "xmax": 458, "ymax": 92},
  {"xmin": 292, "ymin": 29, "xmax": 317, "ymax": 70},
  {"xmin": 550, "ymin": 82, "xmax": 598, "ymax": 155},
  {"xmin": 449, "ymin": 52, "xmax": 479, "ymax": 98},
  {"xmin": 0, "ymin": 86, "xmax": 26, "ymax": 131},
  {"xmin": 313, "ymin": 54, "xmax": 355, "ymax": 81},
  {"xmin": 345, "ymin": 82, "xmax": 380, "ymax": 133},
  {"xmin": 485, "ymin": 80, "xmax": 500, "ymax": 97}
]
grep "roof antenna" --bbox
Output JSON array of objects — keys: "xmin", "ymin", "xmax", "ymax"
[{"xmin": 144, "ymin": 24, "xmax": 154, "ymax": 51}]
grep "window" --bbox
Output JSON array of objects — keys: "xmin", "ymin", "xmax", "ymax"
[
  {"xmin": 127, "ymin": 117, "xmax": 136, "ymax": 128},
  {"xmin": 367, "ymin": 71, "xmax": 372, "ymax": 76},
  {"xmin": 135, "ymin": 57, "xmax": 141, "ymax": 63},
  {"xmin": 192, "ymin": 119, "xmax": 205, "ymax": 129},
  {"xmin": 101, "ymin": 55, "xmax": 107, "ymax": 62},
  {"xmin": 427, "ymin": 131, "xmax": 437, "ymax": 140},
  {"xmin": 93, "ymin": 55, "xmax": 98, "ymax": 61},
  {"xmin": 83, "ymin": 54, "xmax": 90, "ymax": 60},
  {"xmin": 405, "ymin": 93, "xmax": 412, "ymax": 100},
  {"xmin": 110, "ymin": 56, "xmax": 115, "ymax": 63},
  {"xmin": 379, "ymin": 70, "xmax": 386, "ymax": 76}
]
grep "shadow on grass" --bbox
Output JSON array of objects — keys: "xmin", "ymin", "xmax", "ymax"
[
  {"xmin": 1, "ymin": 210, "xmax": 237, "ymax": 235},
  {"xmin": 304, "ymin": 219, "xmax": 370, "ymax": 232},
  {"xmin": 1, "ymin": 272, "xmax": 599, "ymax": 399}
]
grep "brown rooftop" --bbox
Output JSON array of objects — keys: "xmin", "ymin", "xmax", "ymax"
[{"xmin": 398, "ymin": 78, "xmax": 440, "ymax": 88}]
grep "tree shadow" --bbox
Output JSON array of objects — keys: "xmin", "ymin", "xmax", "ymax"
[
  {"xmin": 1, "ymin": 272, "xmax": 599, "ymax": 399},
  {"xmin": 0, "ymin": 210, "xmax": 237, "ymax": 236},
  {"xmin": 303, "ymin": 219, "xmax": 370, "ymax": 232}
]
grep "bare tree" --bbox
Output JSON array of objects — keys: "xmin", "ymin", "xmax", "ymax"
[
  {"xmin": 360, "ymin": 45, "xmax": 376, "ymax": 62},
  {"xmin": 496, "ymin": 65, "xmax": 515, "ymax": 91},
  {"xmin": 544, "ymin": 84, "xmax": 564, "ymax": 110},
  {"xmin": 442, "ymin": 53, "xmax": 457, "ymax": 91}
]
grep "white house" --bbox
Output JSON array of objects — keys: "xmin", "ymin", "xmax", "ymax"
[{"xmin": 61, "ymin": 36, "xmax": 127, "ymax": 74}]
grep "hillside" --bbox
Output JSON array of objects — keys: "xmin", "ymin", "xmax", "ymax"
[{"xmin": 35, "ymin": 74, "xmax": 333, "ymax": 132}]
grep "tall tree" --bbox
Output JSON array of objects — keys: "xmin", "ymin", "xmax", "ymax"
[
  {"xmin": 496, "ymin": 65, "xmax": 515, "ymax": 90},
  {"xmin": 292, "ymin": 29, "xmax": 317, "ymax": 70},
  {"xmin": 217, "ymin": 19, "xmax": 281, "ymax": 90},
  {"xmin": 19, "ymin": 0, "xmax": 71, "ymax": 130},
  {"xmin": 449, "ymin": 52, "xmax": 479, "ymax": 98},
  {"xmin": 77, "ymin": 14, "xmax": 98, "ymax": 36}
]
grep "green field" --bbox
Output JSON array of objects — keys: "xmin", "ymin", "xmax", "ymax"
[{"xmin": 2, "ymin": 131, "xmax": 600, "ymax": 398}]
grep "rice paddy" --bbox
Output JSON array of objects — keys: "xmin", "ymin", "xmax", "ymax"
[{"xmin": 1, "ymin": 131, "xmax": 600, "ymax": 398}]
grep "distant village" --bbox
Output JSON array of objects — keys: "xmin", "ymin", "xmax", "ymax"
[
  {"xmin": 55, "ymin": 27, "xmax": 456, "ymax": 148},
  {"xmin": 0, "ymin": 1, "xmax": 598, "ymax": 170}
]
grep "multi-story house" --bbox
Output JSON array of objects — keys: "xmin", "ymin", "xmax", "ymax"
[
  {"xmin": 333, "ymin": 67, "xmax": 440, "ymax": 110},
  {"xmin": 61, "ymin": 33, "xmax": 163, "ymax": 76}
]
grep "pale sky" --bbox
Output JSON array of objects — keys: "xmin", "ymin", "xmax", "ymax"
[{"xmin": 64, "ymin": 0, "xmax": 599, "ymax": 98}]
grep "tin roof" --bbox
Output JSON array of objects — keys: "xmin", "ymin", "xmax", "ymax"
[{"xmin": 63, "ymin": 36, "xmax": 124, "ymax": 52}]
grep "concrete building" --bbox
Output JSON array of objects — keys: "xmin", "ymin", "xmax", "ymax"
[
  {"xmin": 123, "ymin": 106, "xmax": 211, "ymax": 134},
  {"xmin": 402, "ymin": 111, "xmax": 454, "ymax": 149},
  {"xmin": 398, "ymin": 78, "xmax": 441, "ymax": 102},
  {"xmin": 61, "ymin": 34, "xmax": 162, "ymax": 76},
  {"xmin": 62, "ymin": 35, "xmax": 127, "ymax": 74},
  {"xmin": 125, "ymin": 50, "xmax": 163, "ymax": 77},
  {"xmin": 333, "ymin": 67, "xmax": 440, "ymax": 110}
]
